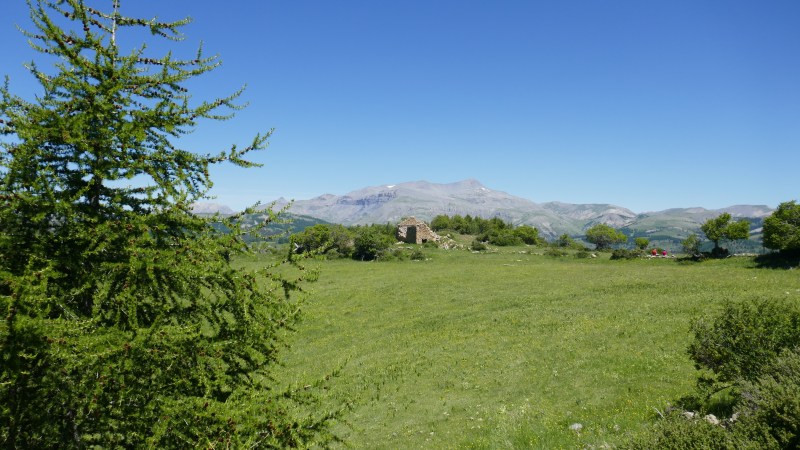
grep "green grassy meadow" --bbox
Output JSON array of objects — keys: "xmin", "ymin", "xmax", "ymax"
[{"xmin": 242, "ymin": 247, "xmax": 800, "ymax": 449}]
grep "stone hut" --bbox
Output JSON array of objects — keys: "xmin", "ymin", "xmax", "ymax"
[{"xmin": 396, "ymin": 217, "xmax": 440, "ymax": 244}]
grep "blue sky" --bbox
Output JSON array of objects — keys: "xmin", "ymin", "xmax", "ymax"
[{"xmin": 2, "ymin": 1, "xmax": 798, "ymax": 213}]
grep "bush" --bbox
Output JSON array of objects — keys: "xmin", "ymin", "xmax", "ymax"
[
  {"xmin": 574, "ymin": 250, "xmax": 592, "ymax": 259},
  {"xmin": 682, "ymin": 234, "xmax": 701, "ymax": 256},
  {"xmin": 623, "ymin": 410, "xmax": 743, "ymax": 450},
  {"xmin": 734, "ymin": 349, "xmax": 800, "ymax": 448},
  {"xmin": 378, "ymin": 248, "xmax": 407, "ymax": 261},
  {"xmin": 410, "ymin": 249, "xmax": 426, "ymax": 261},
  {"xmin": 610, "ymin": 249, "xmax": 642, "ymax": 260},
  {"xmin": 514, "ymin": 225, "xmax": 543, "ymax": 246},
  {"xmin": 544, "ymin": 247, "xmax": 568, "ymax": 257},
  {"xmin": 555, "ymin": 234, "xmax": 575, "ymax": 248},
  {"xmin": 471, "ymin": 240, "xmax": 487, "ymax": 251},
  {"xmin": 630, "ymin": 299, "xmax": 800, "ymax": 449},
  {"xmin": 352, "ymin": 227, "xmax": 393, "ymax": 261},
  {"xmin": 688, "ymin": 299, "xmax": 800, "ymax": 384},
  {"xmin": 482, "ymin": 229, "xmax": 523, "ymax": 246}
]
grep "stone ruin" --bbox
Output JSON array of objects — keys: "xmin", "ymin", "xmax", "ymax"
[{"xmin": 396, "ymin": 217, "xmax": 440, "ymax": 244}]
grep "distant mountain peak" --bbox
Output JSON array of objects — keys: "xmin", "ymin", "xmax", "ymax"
[
  {"xmin": 256, "ymin": 178, "xmax": 772, "ymax": 245},
  {"xmin": 191, "ymin": 202, "xmax": 234, "ymax": 215}
]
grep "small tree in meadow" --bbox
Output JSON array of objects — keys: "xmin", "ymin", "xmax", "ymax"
[
  {"xmin": 634, "ymin": 237, "xmax": 650, "ymax": 250},
  {"xmin": 514, "ymin": 224, "xmax": 543, "ymax": 245},
  {"xmin": 430, "ymin": 214, "xmax": 452, "ymax": 231},
  {"xmin": 763, "ymin": 200, "xmax": 800, "ymax": 255},
  {"xmin": 682, "ymin": 233, "xmax": 701, "ymax": 256},
  {"xmin": 556, "ymin": 233, "xmax": 574, "ymax": 248},
  {"xmin": 352, "ymin": 226, "xmax": 393, "ymax": 260},
  {"xmin": 585, "ymin": 224, "xmax": 627, "ymax": 250},
  {"xmin": 700, "ymin": 213, "xmax": 750, "ymax": 257}
]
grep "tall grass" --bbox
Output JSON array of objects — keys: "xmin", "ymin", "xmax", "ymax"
[{"xmin": 241, "ymin": 248, "xmax": 799, "ymax": 449}]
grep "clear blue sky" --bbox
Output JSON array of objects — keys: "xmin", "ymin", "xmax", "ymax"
[{"xmin": 3, "ymin": 1, "xmax": 798, "ymax": 213}]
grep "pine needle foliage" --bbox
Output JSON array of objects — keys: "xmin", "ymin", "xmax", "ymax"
[{"xmin": 1, "ymin": 1, "xmax": 339, "ymax": 447}]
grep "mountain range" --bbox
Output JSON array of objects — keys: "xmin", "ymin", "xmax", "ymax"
[{"xmin": 194, "ymin": 179, "xmax": 774, "ymax": 245}]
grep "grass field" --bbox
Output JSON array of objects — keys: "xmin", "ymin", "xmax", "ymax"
[{"xmin": 242, "ymin": 246, "xmax": 800, "ymax": 449}]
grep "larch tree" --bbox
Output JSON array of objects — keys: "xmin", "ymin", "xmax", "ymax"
[{"xmin": 1, "ymin": 1, "xmax": 339, "ymax": 447}]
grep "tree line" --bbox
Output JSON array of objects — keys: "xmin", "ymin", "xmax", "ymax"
[{"xmin": 290, "ymin": 206, "xmax": 800, "ymax": 262}]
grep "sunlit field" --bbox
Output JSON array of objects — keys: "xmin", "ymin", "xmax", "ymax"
[{"xmin": 241, "ymin": 247, "xmax": 799, "ymax": 449}]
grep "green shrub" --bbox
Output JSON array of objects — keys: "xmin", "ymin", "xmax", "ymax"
[
  {"xmin": 482, "ymin": 229, "xmax": 523, "ymax": 246},
  {"xmin": 544, "ymin": 247, "xmax": 568, "ymax": 257},
  {"xmin": 353, "ymin": 227, "xmax": 394, "ymax": 261},
  {"xmin": 610, "ymin": 249, "xmax": 642, "ymax": 260},
  {"xmin": 682, "ymin": 234, "xmax": 701, "ymax": 256},
  {"xmin": 471, "ymin": 240, "xmax": 488, "ymax": 251},
  {"xmin": 631, "ymin": 300, "xmax": 800, "ymax": 449},
  {"xmin": 514, "ymin": 225, "xmax": 543, "ymax": 245},
  {"xmin": 555, "ymin": 234, "xmax": 575, "ymax": 248},
  {"xmin": 378, "ymin": 248, "xmax": 407, "ymax": 261},
  {"xmin": 734, "ymin": 349, "xmax": 800, "ymax": 448},
  {"xmin": 688, "ymin": 299, "xmax": 800, "ymax": 384},
  {"xmin": 623, "ymin": 411, "xmax": 744, "ymax": 450},
  {"xmin": 574, "ymin": 250, "xmax": 592, "ymax": 259},
  {"xmin": 410, "ymin": 249, "xmax": 426, "ymax": 260}
]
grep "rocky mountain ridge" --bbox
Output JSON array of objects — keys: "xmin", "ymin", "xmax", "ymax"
[{"xmin": 192, "ymin": 179, "xmax": 772, "ymax": 242}]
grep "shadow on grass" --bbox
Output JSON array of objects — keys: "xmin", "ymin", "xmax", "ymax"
[{"xmin": 753, "ymin": 252, "xmax": 800, "ymax": 269}]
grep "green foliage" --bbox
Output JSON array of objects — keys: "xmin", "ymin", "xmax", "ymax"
[
  {"xmin": 585, "ymin": 223, "xmax": 627, "ymax": 250},
  {"xmin": 763, "ymin": 200, "xmax": 800, "ymax": 254},
  {"xmin": 682, "ymin": 233, "xmax": 701, "ymax": 256},
  {"xmin": 611, "ymin": 248, "xmax": 643, "ymax": 260},
  {"xmin": 430, "ymin": 214, "xmax": 451, "ymax": 231},
  {"xmin": 514, "ymin": 224, "xmax": 543, "ymax": 245},
  {"xmin": 734, "ymin": 349, "xmax": 800, "ymax": 448},
  {"xmin": 631, "ymin": 299, "xmax": 800, "ymax": 449},
  {"xmin": 544, "ymin": 247, "xmax": 568, "ymax": 257},
  {"xmin": 700, "ymin": 213, "xmax": 751, "ymax": 254},
  {"xmin": 409, "ymin": 248, "xmax": 426, "ymax": 261},
  {"xmin": 352, "ymin": 226, "xmax": 393, "ymax": 260},
  {"xmin": 470, "ymin": 239, "xmax": 488, "ymax": 251},
  {"xmin": 0, "ymin": 1, "xmax": 338, "ymax": 447},
  {"xmin": 479, "ymin": 229, "xmax": 522, "ymax": 246},
  {"xmin": 623, "ymin": 410, "xmax": 744, "ymax": 450},
  {"xmin": 634, "ymin": 237, "xmax": 650, "ymax": 250},
  {"xmin": 427, "ymin": 214, "xmax": 542, "ymax": 247},
  {"xmin": 555, "ymin": 233, "xmax": 576, "ymax": 248},
  {"xmin": 688, "ymin": 299, "xmax": 800, "ymax": 384},
  {"xmin": 291, "ymin": 223, "xmax": 353, "ymax": 257}
]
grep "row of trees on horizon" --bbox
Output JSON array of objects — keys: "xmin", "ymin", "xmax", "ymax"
[{"xmin": 287, "ymin": 204, "xmax": 800, "ymax": 261}]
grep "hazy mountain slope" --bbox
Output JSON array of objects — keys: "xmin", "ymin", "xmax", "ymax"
[
  {"xmin": 282, "ymin": 179, "xmax": 637, "ymax": 239},
  {"xmin": 623, "ymin": 206, "xmax": 773, "ymax": 238},
  {"xmin": 199, "ymin": 179, "xmax": 774, "ymax": 244}
]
